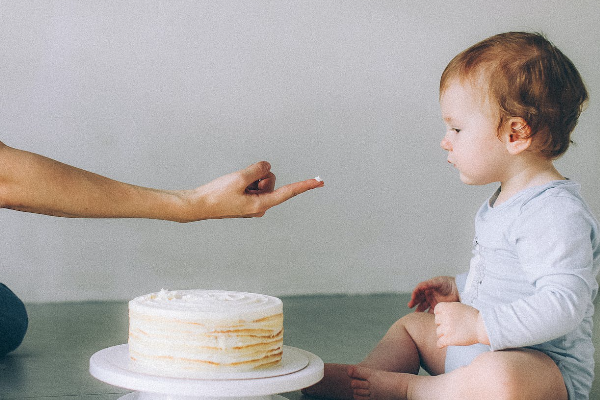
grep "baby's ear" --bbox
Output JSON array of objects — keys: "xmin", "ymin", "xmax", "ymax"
[{"xmin": 505, "ymin": 117, "xmax": 532, "ymax": 155}]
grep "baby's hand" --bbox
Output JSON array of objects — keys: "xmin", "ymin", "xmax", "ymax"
[
  {"xmin": 433, "ymin": 302, "xmax": 489, "ymax": 348},
  {"xmin": 408, "ymin": 276, "xmax": 459, "ymax": 313}
]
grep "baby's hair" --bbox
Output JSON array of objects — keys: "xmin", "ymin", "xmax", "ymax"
[{"xmin": 440, "ymin": 32, "xmax": 588, "ymax": 159}]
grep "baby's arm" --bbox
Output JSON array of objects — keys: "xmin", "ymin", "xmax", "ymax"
[
  {"xmin": 482, "ymin": 197, "xmax": 597, "ymax": 350},
  {"xmin": 434, "ymin": 198, "xmax": 597, "ymax": 350},
  {"xmin": 0, "ymin": 141, "xmax": 323, "ymax": 221}
]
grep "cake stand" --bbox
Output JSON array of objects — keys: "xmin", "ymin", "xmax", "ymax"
[{"xmin": 89, "ymin": 345, "xmax": 324, "ymax": 400}]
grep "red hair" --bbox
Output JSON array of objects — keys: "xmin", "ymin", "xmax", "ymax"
[{"xmin": 440, "ymin": 32, "xmax": 588, "ymax": 159}]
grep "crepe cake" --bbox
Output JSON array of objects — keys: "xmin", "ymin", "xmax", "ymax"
[{"xmin": 128, "ymin": 289, "xmax": 283, "ymax": 378}]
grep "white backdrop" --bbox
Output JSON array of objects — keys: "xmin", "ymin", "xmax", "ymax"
[{"xmin": 1, "ymin": 1, "xmax": 599, "ymax": 302}]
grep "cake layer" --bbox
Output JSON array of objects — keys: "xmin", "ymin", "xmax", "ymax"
[{"xmin": 128, "ymin": 290, "xmax": 284, "ymax": 377}]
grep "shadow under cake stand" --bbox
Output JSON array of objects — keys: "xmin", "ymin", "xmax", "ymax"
[{"xmin": 90, "ymin": 344, "xmax": 324, "ymax": 400}]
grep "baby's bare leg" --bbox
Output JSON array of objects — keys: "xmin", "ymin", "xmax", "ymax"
[
  {"xmin": 347, "ymin": 348, "xmax": 568, "ymax": 400},
  {"xmin": 360, "ymin": 312, "xmax": 443, "ymax": 375},
  {"xmin": 302, "ymin": 312, "xmax": 443, "ymax": 399}
]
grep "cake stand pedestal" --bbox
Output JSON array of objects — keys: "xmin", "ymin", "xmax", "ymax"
[{"xmin": 89, "ymin": 345, "xmax": 324, "ymax": 400}]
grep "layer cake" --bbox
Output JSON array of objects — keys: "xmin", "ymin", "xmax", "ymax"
[{"xmin": 128, "ymin": 289, "xmax": 283, "ymax": 378}]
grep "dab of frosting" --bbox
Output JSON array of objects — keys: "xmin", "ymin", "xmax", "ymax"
[
  {"xmin": 155, "ymin": 288, "xmax": 177, "ymax": 301},
  {"xmin": 314, "ymin": 176, "xmax": 323, "ymax": 182}
]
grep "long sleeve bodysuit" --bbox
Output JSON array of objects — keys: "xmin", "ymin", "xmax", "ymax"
[{"xmin": 446, "ymin": 180, "xmax": 600, "ymax": 400}]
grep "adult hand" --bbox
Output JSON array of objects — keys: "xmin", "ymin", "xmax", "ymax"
[
  {"xmin": 180, "ymin": 161, "xmax": 324, "ymax": 221},
  {"xmin": 408, "ymin": 276, "xmax": 460, "ymax": 313}
]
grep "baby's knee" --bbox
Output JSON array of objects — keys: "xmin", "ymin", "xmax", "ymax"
[{"xmin": 396, "ymin": 311, "xmax": 434, "ymax": 328}]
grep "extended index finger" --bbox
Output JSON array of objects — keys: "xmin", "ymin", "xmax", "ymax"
[{"xmin": 261, "ymin": 178, "xmax": 324, "ymax": 209}]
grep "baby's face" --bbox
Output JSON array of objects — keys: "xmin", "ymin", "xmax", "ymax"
[{"xmin": 439, "ymin": 80, "xmax": 511, "ymax": 186}]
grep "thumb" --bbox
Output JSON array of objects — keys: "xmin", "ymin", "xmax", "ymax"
[{"xmin": 241, "ymin": 161, "xmax": 272, "ymax": 183}]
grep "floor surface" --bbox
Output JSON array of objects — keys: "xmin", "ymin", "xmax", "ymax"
[{"xmin": 1, "ymin": 294, "xmax": 599, "ymax": 399}]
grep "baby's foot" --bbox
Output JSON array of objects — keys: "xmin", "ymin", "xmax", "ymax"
[
  {"xmin": 301, "ymin": 363, "xmax": 354, "ymax": 399},
  {"xmin": 348, "ymin": 365, "xmax": 409, "ymax": 400}
]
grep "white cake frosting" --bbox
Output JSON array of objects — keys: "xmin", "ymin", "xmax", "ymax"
[{"xmin": 128, "ymin": 289, "xmax": 283, "ymax": 378}]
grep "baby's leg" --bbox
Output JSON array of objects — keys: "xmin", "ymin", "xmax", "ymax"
[
  {"xmin": 347, "ymin": 348, "xmax": 568, "ymax": 400},
  {"xmin": 302, "ymin": 312, "xmax": 443, "ymax": 399},
  {"xmin": 359, "ymin": 312, "xmax": 444, "ymax": 375}
]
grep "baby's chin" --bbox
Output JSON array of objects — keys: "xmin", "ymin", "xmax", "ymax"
[{"xmin": 458, "ymin": 172, "xmax": 492, "ymax": 186}]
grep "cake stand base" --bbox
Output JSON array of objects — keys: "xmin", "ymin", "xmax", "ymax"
[
  {"xmin": 118, "ymin": 393, "xmax": 287, "ymax": 400},
  {"xmin": 90, "ymin": 345, "xmax": 324, "ymax": 400}
]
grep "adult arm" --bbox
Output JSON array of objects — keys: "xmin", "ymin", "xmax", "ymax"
[{"xmin": 0, "ymin": 141, "xmax": 323, "ymax": 222}]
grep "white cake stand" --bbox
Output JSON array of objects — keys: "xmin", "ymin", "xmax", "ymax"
[{"xmin": 89, "ymin": 345, "xmax": 324, "ymax": 400}]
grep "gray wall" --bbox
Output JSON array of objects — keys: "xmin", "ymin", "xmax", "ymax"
[{"xmin": 1, "ymin": 1, "xmax": 599, "ymax": 302}]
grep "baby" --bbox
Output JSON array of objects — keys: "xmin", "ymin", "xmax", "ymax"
[{"xmin": 303, "ymin": 32, "xmax": 598, "ymax": 400}]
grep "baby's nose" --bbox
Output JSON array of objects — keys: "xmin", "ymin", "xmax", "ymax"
[{"xmin": 440, "ymin": 137, "xmax": 452, "ymax": 151}]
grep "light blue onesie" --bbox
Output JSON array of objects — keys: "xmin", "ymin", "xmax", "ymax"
[{"xmin": 444, "ymin": 181, "xmax": 600, "ymax": 400}]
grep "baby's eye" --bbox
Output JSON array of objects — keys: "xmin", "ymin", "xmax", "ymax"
[{"xmin": 452, "ymin": 128, "xmax": 461, "ymax": 133}]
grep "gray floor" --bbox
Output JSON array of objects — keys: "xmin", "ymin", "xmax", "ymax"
[{"xmin": 1, "ymin": 294, "xmax": 599, "ymax": 399}]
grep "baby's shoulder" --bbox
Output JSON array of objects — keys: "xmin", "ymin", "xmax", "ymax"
[{"xmin": 518, "ymin": 182, "xmax": 598, "ymax": 234}]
